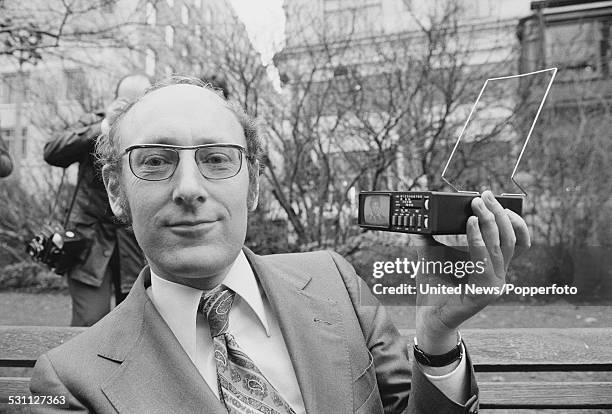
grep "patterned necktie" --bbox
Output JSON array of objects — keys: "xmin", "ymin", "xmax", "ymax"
[{"xmin": 199, "ymin": 285, "xmax": 296, "ymax": 414}]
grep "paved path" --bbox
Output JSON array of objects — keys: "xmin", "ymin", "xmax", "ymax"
[{"xmin": 0, "ymin": 292, "xmax": 71, "ymax": 326}]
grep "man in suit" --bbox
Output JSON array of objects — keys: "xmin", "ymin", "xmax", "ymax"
[{"xmin": 30, "ymin": 76, "xmax": 529, "ymax": 413}]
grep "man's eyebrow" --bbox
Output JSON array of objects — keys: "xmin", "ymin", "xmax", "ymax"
[
  {"xmin": 139, "ymin": 136, "xmax": 227, "ymax": 145},
  {"xmin": 138, "ymin": 137, "xmax": 174, "ymax": 145}
]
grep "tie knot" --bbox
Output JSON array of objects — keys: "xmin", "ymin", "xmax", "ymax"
[{"xmin": 198, "ymin": 285, "xmax": 235, "ymax": 337}]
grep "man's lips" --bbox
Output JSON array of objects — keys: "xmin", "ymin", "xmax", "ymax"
[
  {"xmin": 163, "ymin": 219, "xmax": 220, "ymax": 237},
  {"xmin": 166, "ymin": 219, "xmax": 217, "ymax": 227}
]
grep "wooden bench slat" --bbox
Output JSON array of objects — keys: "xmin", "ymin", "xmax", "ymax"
[
  {"xmin": 2, "ymin": 326, "xmax": 612, "ymax": 410},
  {"xmin": 0, "ymin": 326, "xmax": 85, "ymax": 367},
  {"xmin": 2, "ymin": 327, "xmax": 611, "ymax": 368},
  {"xmin": 4, "ymin": 378, "xmax": 611, "ymax": 408},
  {"xmin": 2, "ymin": 326, "xmax": 612, "ymax": 370},
  {"xmin": 400, "ymin": 328, "xmax": 612, "ymax": 369},
  {"xmin": 479, "ymin": 381, "xmax": 612, "ymax": 409},
  {"xmin": 0, "ymin": 377, "xmax": 30, "ymax": 400},
  {"xmin": 474, "ymin": 363, "xmax": 612, "ymax": 372}
]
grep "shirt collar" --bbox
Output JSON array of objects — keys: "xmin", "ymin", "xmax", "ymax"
[
  {"xmin": 224, "ymin": 250, "xmax": 270, "ymax": 336},
  {"xmin": 149, "ymin": 250, "xmax": 270, "ymax": 338}
]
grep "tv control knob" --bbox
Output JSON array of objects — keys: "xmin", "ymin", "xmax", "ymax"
[
  {"xmin": 424, "ymin": 199, "xmax": 429, "ymax": 210},
  {"xmin": 423, "ymin": 217, "xmax": 429, "ymax": 228}
]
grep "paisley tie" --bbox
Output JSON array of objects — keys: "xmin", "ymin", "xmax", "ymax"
[{"xmin": 199, "ymin": 285, "xmax": 296, "ymax": 414}]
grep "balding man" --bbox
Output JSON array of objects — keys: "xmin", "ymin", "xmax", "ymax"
[
  {"xmin": 43, "ymin": 74, "xmax": 151, "ymax": 326},
  {"xmin": 31, "ymin": 76, "xmax": 530, "ymax": 413}
]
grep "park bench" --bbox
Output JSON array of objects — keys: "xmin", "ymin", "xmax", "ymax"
[{"xmin": 1, "ymin": 326, "xmax": 612, "ymax": 411}]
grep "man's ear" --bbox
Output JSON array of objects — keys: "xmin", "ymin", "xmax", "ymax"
[
  {"xmin": 101, "ymin": 165, "xmax": 125, "ymax": 218},
  {"xmin": 247, "ymin": 161, "xmax": 260, "ymax": 212}
]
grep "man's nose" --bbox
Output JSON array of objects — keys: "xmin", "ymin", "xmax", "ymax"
[{"xmin": 171, "ymin": 154, "xmax": 209, "ymax": 206}]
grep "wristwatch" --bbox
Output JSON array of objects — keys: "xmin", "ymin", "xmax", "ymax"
[{"xmin": 413, "ymin": 331, "xmax": 463, "ymax": 367}]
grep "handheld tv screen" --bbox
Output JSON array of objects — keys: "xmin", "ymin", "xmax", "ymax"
[{"xmin": 362, "ymin": 195, "xmax": 390, "ymax": 227}]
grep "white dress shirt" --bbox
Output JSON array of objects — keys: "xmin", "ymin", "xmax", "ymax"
[{"xmin": 146, "ymin": 251, "xmax": 467, "ymax": 412}]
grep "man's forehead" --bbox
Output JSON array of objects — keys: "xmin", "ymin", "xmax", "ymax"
[
  {"xmin": 133, "ymin": 84, "xmax": 228, "ymax": 114},
  {"xmin": 118, "ymin": 84, "xmax": 244, "ymax": 147}
]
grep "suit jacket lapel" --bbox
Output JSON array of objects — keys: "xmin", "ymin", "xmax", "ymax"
[
  {"xmin": 245, "ymin": 249, "xmax": 353, "ymax": 414},
  {"xmin": 98, "ymin": 267, "xmax": 226, "ymax": 414},
  {"xmin": 95, "ymin": 253, "xmax": 357, "ymax": 413}
]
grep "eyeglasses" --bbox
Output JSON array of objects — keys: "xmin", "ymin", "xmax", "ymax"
[{"xmin": 123, "ymin": 143, "xmax": 249, "ymax": 181}]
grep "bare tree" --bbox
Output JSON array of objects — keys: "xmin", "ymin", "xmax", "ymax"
[
  {"xmin": 264, "ymin": 0, "xmax": 519, "ymax": 250},
  {"xmin": 524, "ymin": 79, "xmax": 612, "ymax": 249},
  {"xmin": 0, "ymin": 0, "xmax": 154, "ymax": 66},
  {"xmin": 190, "ymin": 12, "xmax": 270, "ymax": 116}
]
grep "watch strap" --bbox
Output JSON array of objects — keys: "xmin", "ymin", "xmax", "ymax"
[{"xmin": 413, "ymin": 331, "xmax": 463, "ymax": 367}]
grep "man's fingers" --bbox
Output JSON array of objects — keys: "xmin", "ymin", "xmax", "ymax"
[
  {"xmin": 481, "ymin": 191, "xmax": 516, "ymax": 269},
  {"xmin": 505, "ymin": 208, "xmax": 531, "ymax": 257},
  {"xmin": 466, "ymin": 216, "xmax": 497, "ymax": 277},
  {"xmin": 466, "ymin": 216, "xmax": 486, "ymax": 264},
  {"xmin": 471, "ymin": 195, "xmax": 505, "ymax": 276},
  {"xmin": 466, "ymin": 215, "xmax": 484, "ymax": 246}
]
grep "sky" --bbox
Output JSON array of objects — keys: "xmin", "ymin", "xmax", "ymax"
[{"xmin": 227, "ymin": 0, "xmax": 286, "ymax": 91}]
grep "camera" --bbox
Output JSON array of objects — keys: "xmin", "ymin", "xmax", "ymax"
[{"xmin": 25, "ymin": 225, "xmax": 90, "ymax": 275}]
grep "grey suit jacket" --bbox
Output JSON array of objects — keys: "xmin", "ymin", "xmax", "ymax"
[{"xmin": 30, "ymin": 249, "xmax": 478, "ymax": 413}]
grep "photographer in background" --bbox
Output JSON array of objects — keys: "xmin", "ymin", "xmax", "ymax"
[
  {"xmin": 0, "ymin": 135, "xmax": 13, "ymax": 178},
  {"xmin": 43, "ymin": 74, "xmax": 150, "ymax": 326}
]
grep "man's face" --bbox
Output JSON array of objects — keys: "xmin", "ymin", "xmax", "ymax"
[
  {"xmin": 370, "ymin": 198, "xmax": 381, "ymax": 215},
  {"xmin": 105, "ymin": 85, "xmax": 253, "ymax": 286}
]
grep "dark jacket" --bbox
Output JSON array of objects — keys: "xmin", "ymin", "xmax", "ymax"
[
  {"xmin": 0, "ymin": 138, "xmax": 12, "ymax": 178},
  {"xmin": 43, "ymin": 112, "xmax": 144, "ymax": 291}
]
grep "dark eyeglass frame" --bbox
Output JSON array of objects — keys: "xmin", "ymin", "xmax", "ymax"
[{"xmin": 123, "ymin": 143, "xmax": 251, "ymax": 181}]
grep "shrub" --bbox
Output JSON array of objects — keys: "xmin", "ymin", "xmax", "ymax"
[{"xmin": 0, "ymin": 261, "xmax": 67, "ymax": 291}]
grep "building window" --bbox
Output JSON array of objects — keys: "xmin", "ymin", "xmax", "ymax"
[
  {"xmin": 181, "ymin": 4, "xmax": 189, "ymax": 25},
  {"xmin": 546, "ymin": 21, "xmax": 600, "ymax": 78},
  {"xmin": 181, "ymin": 46, "xmax": 188, "ymax": 57},
  {"xmin": 0, "ymin": 73, "xmax": 19, "ymax": 104},
  {"xmin": 204, "ymin": 7, "xmax": 213, "ymax": 24},
  {"xmin": 21, "ymin": 128, "xmax": 27, "ymax": 157},
  {"xmin": 101, "ymin": 0, "xmax": 115, "ymax": 13},
  {"xmin": 165, "ymin": 25, "xmax": 175, "ymax": 48},
  {"xmin": 166, "ymin": 0, "xmax": 174, "ymax": 8},
  {"xmin": 602, "ymin": 21, "xmax": 611, "ymax": 77},
  {"xmin": 164, "ymin": 65, "xmax": 174, "ymax": 77},
  {"xmin": 323, "ymin": 0, "xmax": 383, "ymax": 38},
  {"xmin": 0, "ymin": 129, "xmax": 13, "ymax": 153},
  {"xmin": 146, "ymin": 2, "xmax": 157, "ymax": 25},
  {"xmin": 0, "ymin": 72, "xmax": 30, "ymax": 103},
  {"xmin": 521, "ymin": 12, "xmax": 612, "ymax": 79},
  {"xmin": 0, "ymin": 127, "xmax": 27, "ymax": 157},
  {"xmin": 145, "ymin": 48, "xmax": 156, "ymax": 77},
  {"xmin": 194, "ymin": 0, "xmax": 202, "ymax": 9},
  {"xmin": 195, "ymin": 24, "xmax": 201, "ymax": 37},
  {"xmin": 333, "ymin": 65, "xmax": 349, "ymax": 77},
  {"xmin": 64, "ymin": 68, "xmax": 86, "ymax": 100}
]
